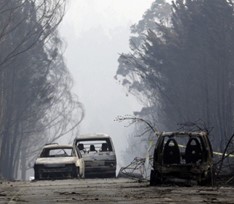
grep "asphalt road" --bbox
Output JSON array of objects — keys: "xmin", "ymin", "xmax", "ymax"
[{"xmin": 0, "ymin": 178, "xmax": 234, "ymax": 204}]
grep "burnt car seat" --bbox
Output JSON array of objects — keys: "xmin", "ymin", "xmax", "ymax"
[
  {"xmin": 78, "ymin": 143, "xmax": 84, "ymax": 151},
  {"xmin": 163, "ymin": 138, "xmax": 181, "ymax": 164},
  {"xmin": 78, "ymin": 143, "xmax": 86, "ymax": 153},
  {"xmin": 185, "ymin": 137, "xmax": 202, "ymax": 164},
  {"xmin": 101, "ymin": 143, "xmax": 108, "ymax": 151},
  {"xmin": 90, "ymin": 144, "xmax": 97, "ymax": 152}
]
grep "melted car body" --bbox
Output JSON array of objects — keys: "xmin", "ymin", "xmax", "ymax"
[
  {"xmin": 34, "ymin": 144, "xmax": 85, "ymax": 180},
  {"xmin": 150, "ymin": 131, "xmax": 213, "ymax": 185},
  {"xmin": 74, "ymin": 133, "xmax": 116, "ymax": 178}
]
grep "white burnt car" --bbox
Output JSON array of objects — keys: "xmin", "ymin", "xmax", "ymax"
[
  {"xmin": 34, "ymin": 144, "xmax": 85, "ymax": 180},
  {"xmin": 74, "ymin": 133, "xmax": 116, "ymax": 178}
]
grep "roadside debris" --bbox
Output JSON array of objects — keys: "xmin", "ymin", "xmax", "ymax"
[{"xmin": 118, "ymin": 157, "xmax": 152, "ymax": 180}]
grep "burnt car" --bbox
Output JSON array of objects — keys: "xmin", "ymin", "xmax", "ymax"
[
  {"xmin": 150, "ymin": 131, "xmax": 213, "ymax": 185},
  {"xmin": 34, "ymin": 144, "xmax": 85, "ymax": 180},
  {"xmin": 74, "ymin": 133, "xmax": 116, "ymax": 178}
]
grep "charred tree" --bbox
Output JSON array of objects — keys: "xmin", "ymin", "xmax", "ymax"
[
  {"xmin": 0, "ymin": 0, "xmax": 84, "ymax": 179},
  {"xmin": 116, "ymin": 0, "xmax": 234, "ymax": 153}
]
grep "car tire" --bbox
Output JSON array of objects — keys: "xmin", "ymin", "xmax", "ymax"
[
  {"xmin": 76, "ymin": 167, "xmax": 81, "ymax": 179},
  {"xmin": 150, "ymin": 170, "xmax": 162, "ymax": 186},
  {"xmin": 35, "ymin": 172, "xmax": 39, "ymax": 180},
  {"xmin": 70, "ymin": 166, "xmax": 78, "ymax": 179},
  {"xmin": 198, "ymin": 169, "xmax": 213, "ymax": 186},
  {"xmin": 34, "ymin": 169, "xmax": 41, "ymax": 180},
  {"xmin": 109, "ymin": 172, "xmax": 116, "ymax": 178}
]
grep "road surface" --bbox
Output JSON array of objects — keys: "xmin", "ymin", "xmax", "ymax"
[{"xmin": 0, "ymin": 178, "xmax": 234, "ymax": 203}]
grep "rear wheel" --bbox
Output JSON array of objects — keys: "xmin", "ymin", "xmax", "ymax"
[
  {"xmin": 109, "ymin": 172, "xmax": 116, "ymax": 178},
  {"xmin": 70, "ymin": 166, "xmax": 80, "ymax": 179},
  {"xmin": 76, "ymin": 167, "xmax": 81, "ymax": 178},
  {"xmin": 198, "ymin": 169, "xmax": 213, "ymax": 186},
  {"xmin": 150, "ymin": 170, "xmax": 162, "ymax": 186}
]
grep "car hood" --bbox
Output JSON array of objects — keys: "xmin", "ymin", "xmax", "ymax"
[{"xmin": 35, "ymin": 157, "xmax": 77, "ymax": 165}]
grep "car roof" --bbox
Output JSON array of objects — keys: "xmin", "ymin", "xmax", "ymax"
[
  {"xmin": 157, "ymin": 131, "xmax": 208, "ymax": 137},
  {"xmin": 75, "ymin": 133, "xmax": 111, "ymax": 140},
  {"xmin": 43, "ymin": 144, "xmax": 73, "ymax": 149}
]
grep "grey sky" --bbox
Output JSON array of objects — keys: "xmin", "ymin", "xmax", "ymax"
[{"xmin": 59, "ymin": 0, "xmax": 154, "ymax": 167}]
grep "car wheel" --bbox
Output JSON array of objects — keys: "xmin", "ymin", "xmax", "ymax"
[
  {"xmin": 150, "ymin": 170, "xmax": 162, "ymax": 186},
  {"xmin": 34, "ymin": 169, "xmax": 41, "ymax": 180},
  {"xmin": 109, "ymin": 172, "xmax": 116, "ymax": 178},
  {"xmin": 198, "ymin": 169, "xmax": 213, "ymax": 186},
  {"xmin": 35, "ymin": 172, "xmax": 39, "ymax": 180},
  {"xmin": 75, "ymin": 167, "xmax": 80, "ymax": 179}
]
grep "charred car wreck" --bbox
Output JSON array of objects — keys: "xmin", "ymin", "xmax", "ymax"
[
  {"xmin": 150, "ymin": 131, "xmax": 213, "ymax": 185},
  {"xmin": 34, "ymin": 144, "xmax": 85, "ymax": 180},
  {"xmin": 74, "ymin": 133, "xmax": 116, "ymax": 178}
]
